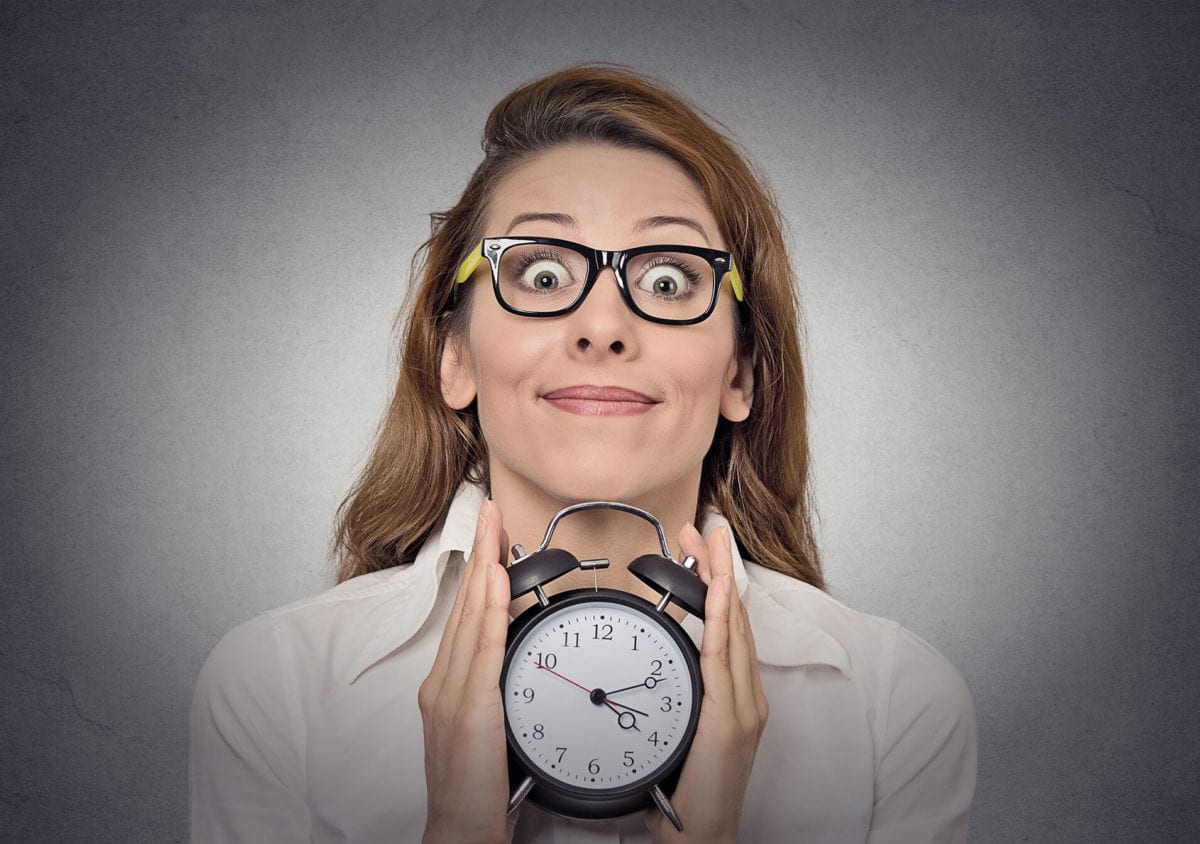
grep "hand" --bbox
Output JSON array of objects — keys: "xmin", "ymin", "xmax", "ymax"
[
  {"xmin": 644, "ymin": 523, "xmax": 769, "ymax": 844},
  {"xmin": 418, "ymin": 499, "xmax": 514, "ymax": 844}
]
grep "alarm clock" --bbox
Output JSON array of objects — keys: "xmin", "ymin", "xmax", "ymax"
[{"xmin": 500, "ymin": 501, "xmax": 708, "ymax": 831}]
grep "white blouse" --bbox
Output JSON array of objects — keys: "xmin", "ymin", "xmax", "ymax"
[{"xmin": 190, "ymin": 484, "xmax": 976, "ymax": 842}]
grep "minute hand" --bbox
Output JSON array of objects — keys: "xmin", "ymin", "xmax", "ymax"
[
  {"xmin": 605, "ymin": 679, "xmax": 653, "ymax": 696},
  {"xmin": 603, "ymin": 698, "xmax": 649, "ymax": 717}
]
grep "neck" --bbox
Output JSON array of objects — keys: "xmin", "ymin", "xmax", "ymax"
[{"xmin": 488, "ymin": 465, "xmax": 703, "ymax": 617}]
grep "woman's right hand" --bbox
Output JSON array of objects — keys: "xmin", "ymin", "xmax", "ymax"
[{"xmin": 418, "ymin": 498, "xmax": 514, "ymax": 844}]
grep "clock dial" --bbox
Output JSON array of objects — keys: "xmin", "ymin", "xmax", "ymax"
[{"xmin": 502, "ymin": 596, "xmax": 698, "ymax": 792}]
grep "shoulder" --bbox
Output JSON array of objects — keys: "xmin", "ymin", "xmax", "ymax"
[
  {"xmin": 745, "ymin": 560, "xmax": 975, "ymax": 747},
  {"xmin": 195, "ymin": 569, "xmax": 394, "ymax": 684},
  {"xmin": 745, "ymin": 564, "xmax": 976, "ymax": 835}
]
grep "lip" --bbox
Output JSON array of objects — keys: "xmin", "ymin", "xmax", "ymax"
[{"xmin": 541, "ymin": 385, "xmax": 660, "ymax": 417}]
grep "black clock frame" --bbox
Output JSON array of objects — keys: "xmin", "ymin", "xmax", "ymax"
[{"xmin": 501, "ymin": 587, "xmax": 704, "ymax": 821}]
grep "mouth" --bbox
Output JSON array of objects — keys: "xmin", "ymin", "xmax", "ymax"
[{"xmin": 541, "ymin": 385, "xmax": 660, "ymax": 417}]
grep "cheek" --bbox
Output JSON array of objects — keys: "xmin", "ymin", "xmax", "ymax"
[{"xmin": 467, "ymin": 323, "xmax": 549, "ymax": 431}]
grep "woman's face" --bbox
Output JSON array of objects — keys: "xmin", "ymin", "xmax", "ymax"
[{"xmin": 441, "ymin": 143, "xmax": 753, "ymax": 509}]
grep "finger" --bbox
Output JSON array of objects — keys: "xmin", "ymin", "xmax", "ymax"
[
  {"xmin": 708, "ymin": 527, "xmax": 755, "ymax": 722},
  {"xmin": 726, "ymin": 580, "xmax": 758, "ymax": 727},
  {"xmin": 443, "ymin": 500, "xmax": 502, "ymax": 692},
  {"xmin": 426, "ymin": 499, "xmax": 490, "ymax": 692},
  {"xmin": 704, "ymin": 524, "xmax": 735, "ymax": 583},
  {"xmin": 745, "ymin": 613, "xmax": 769, "ymax": 726},
  {"xmin": 699, "ymin": 572, "xmax": 735, "ymax": 708},
  {"xmin": 679, "ymin": 521, "xmax": 711, "ymax": 584},
  {"xmin": 466, "ymin": 554, "xmax": 513, "ymax": 697}
]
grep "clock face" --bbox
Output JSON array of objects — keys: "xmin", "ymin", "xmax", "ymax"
[{"xmin": 502, "ymin": 592, "xmax": 700, "ymax": 793}]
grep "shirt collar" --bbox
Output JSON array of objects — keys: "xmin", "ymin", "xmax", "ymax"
[{"xmin": 345, "ymin": 483, "xmax": 849, "ymax": 684}]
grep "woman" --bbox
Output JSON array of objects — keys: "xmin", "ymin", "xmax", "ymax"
[{"xmin": 190, "ymin": 65, "xmax": 977, "ymax": 843}]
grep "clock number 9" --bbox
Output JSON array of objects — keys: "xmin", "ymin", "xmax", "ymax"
[{"xmin": 520, "ymin": 688, "xmax": 534, "ymax": 702}]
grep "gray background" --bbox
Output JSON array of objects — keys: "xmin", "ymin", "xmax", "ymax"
[{"xmin": 2, "ymin": 1, "xmax": 1197, "ymax": 841}]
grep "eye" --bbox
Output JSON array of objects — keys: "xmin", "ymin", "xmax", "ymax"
[
  {"xmin": 642, "ymin": 266, "xmax": 687, "ymax": 297},
  {"xmin": 634, "ymin": 258, "xmax": 703, "ymax": 300},
  {"xmin": 522, "ymin": 259, "xmax": 569, "ymax": 291}
]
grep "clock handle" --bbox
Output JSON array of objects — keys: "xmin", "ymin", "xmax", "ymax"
[
  {"xmin": 649, "ymin": 784, "xmax": 684, "ymax": 831},
  {"xmin": 507, "ymin": 774, "xmax": 535, "ymax": 816}
]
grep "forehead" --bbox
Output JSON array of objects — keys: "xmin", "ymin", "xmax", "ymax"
[{"xmin": 483, "ymin": 143, "xmax": 723, "ymax": 247}]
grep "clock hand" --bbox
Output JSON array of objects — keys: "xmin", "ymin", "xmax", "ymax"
[
  {"xmin": 602, "ymin": 699, "xmax": 650, "ymax": 717},
  {"xmin": 534, "ymin": 663, "xmax": 650, "ymax": 716},
  {"xmin": 535, "ymin": 663, "xmax": 594, "ymax": 695},
  {"xmin": 605, "ymin": 677, "xmax": 657, "ymax": 695},
  {"xmin": 603, "ymin": 701, "xmax": 641, "ymax": 731}
]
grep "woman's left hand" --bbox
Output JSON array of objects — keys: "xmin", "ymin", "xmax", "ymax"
[{"xmin": 644, "ymin": 523, "xmax": 769, "ymax": 844}]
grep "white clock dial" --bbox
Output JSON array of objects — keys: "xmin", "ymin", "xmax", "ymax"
[{"xmin": 503, "ymin": 598, "xmax": 697, "ymax": 791}]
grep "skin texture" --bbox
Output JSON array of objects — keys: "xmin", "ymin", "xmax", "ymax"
[{"xmin": 423, "ymin": 143, "xmax": 768, "ymax": 842}]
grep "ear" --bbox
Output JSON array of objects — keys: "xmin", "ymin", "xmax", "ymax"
[
  {"xmin": 440, "ymin": 335, "xmax": 478, "ymax": 410},
  {"xmin": 719, "ymin": 348, "xmax": 755, "ymax": 423}
]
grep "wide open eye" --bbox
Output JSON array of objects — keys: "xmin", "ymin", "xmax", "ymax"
[
  {"xmin": 638, "ymin": 264, "xmax": 690, "ymax": 298},
  {"xmin": 498, "ymin": 245, "xmax": 587, "ymax": 312},
  {"xmin": 520, "ymin": 259, "xmax": 571, "ymax": 292},
  {"xmin": 630, "ymin": 254, "xmax": 706, "ymax": 301}
]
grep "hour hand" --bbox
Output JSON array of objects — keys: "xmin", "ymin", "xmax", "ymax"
[{"xmin": 603, "ymin": 701, "xmax": 640, "ymax": 731}]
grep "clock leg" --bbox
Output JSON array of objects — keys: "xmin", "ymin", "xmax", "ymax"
[
  {"xmin": 649, "ymin": 784, "xmax": 684, "ymax": 831},
  {"xmin": 507, "ymin": 775, "xmax": 535, "ymax": 816}
]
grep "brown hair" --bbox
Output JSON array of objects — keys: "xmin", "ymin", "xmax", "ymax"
[{"xmin": 334, "ymin": 64, "xmax": 824, "ymax": 590}]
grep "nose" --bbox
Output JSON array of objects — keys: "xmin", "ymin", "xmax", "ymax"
[{"xmin": 566, "ymin": 268, "xmax": 638, "ymax": 359}]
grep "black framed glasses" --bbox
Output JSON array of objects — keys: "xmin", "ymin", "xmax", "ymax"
[{"xmin": 454, "ymin": 236, "xmax": 745, "ymax": 326}]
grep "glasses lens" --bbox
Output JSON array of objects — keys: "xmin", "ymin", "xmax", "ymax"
[
  {"xmin": 625, "ymin": 250, "xmax": 716, "ymax": 321},
  {"xmin": 496, "ymin": 242, "xmax": 590, "ymax": 313}
]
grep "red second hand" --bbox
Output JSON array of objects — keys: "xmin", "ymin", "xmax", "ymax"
[
  {"xmin": 535, "ymin": 662, "xmax": 650, "ymax": 717},
  {"xmin": 535, "ymin": 662, "xmax": 595, "ymax": 695}
]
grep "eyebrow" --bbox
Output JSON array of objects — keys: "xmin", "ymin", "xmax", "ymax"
[
  {"xmin": 505, "ymin": 212, "xmax": 578, "ymax": 233},
  {"xmin": 505, "ymin": 212, "xmax": 712, "ymax": 245},
  {"xmin": 632, "ymin": 215, "xmax": 712, "ymax": 245}
]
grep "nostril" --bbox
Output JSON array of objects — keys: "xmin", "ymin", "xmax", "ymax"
[{"xmin": 609, "ymin": 340, "xmax": 625, "ymax": 354}]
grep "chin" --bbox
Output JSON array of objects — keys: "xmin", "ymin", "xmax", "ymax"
[{"xmin": 533, "ymin": 456, "xmax": 697, "ymax": 512}]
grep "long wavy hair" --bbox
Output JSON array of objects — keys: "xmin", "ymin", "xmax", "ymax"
[{"xmin": 334, "ymin": 64, "xmax": 823, "ymax": 590}]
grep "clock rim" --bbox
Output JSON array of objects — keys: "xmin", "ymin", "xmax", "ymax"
[{"xmin": 501, "ymin": 587, "xmax": 703, "ymax": 819}]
